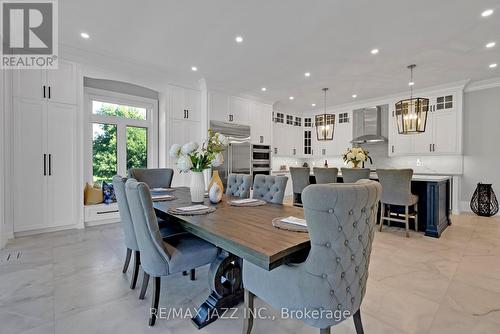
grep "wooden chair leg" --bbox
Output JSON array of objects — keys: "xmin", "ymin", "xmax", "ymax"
[
  {"xmin": 379, "ymin": 203, "xmax": 384, "ymax": 232},
  {"xmin": 405, "ymin": 205, "xmax": 410, "ymax": 238},
  {"xmin": 319, "ymin": 328, "xmax": 331, "ymax": 334},
  {"xmin": 387, "ymin": 205, "xmax": 391, "ymax": 227},
  {"xmin": 414, "ymin": 204, "xmax": 418, "ymax": 232},
  {"xmin": 149, "ymin": 277, "xmax": 161, "ymax": 326},
  {"xmin": 130, "ymin": 251, "xmax": 140, "ymax": 289},
  {"xmin": 242, "ymin": 289, "xmax": 255, "ymax": 334},
  {"xmin": 353, "ymin": 309, "xmax": 364, "ymax": 334},
  {"xmin": 139, "ymin": 272, "xmax": 150, "ymax": 299},
  {"xmin": 190, "ymin": 268, "xmax": 196, "ymax": 281},
  {"xmin": 122, "ymin": 248, "xmax": 132, "ymax": 273}
]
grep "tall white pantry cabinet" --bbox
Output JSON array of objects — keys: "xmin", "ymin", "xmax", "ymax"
[{"xmin": 12, "ymin": 60, "xmax": 79, "ymax": 233}]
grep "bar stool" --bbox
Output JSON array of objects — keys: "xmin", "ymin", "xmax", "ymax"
[
  {"xmin": 289, "ymin": 167, "xmax": 310, "ymax": 206},
  {"xmin": 376, "ymin": 169, "xmax": 418, "ymax": 238},
  {"xmin": 313, "ymin": 167, "xmax": 338, "ymax": 184},
  {"xmin": 341, "ymin": 168, "xmax": 371, "ymax": 183}
]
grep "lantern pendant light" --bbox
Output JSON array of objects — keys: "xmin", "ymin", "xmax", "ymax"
[
  {"xmin": 315, "ymin": 88, "xmax": 335, "ymax": 141},
  {"xmin": 395, "ymin": 64, "xmax": 429, "ymax": 135}
]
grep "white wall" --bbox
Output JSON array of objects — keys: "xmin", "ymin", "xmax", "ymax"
[
  {"xmin": 1, "ymin": 70, "xmax": 7, "ymax": 248},
  {"xmin": 461, "ymin": 86, "xmax": 500, "ymax": 213}
]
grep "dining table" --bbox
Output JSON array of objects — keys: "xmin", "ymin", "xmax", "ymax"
[{"xmin": 153, "ymin": 187, "xmax": 310, "ymax": 329}]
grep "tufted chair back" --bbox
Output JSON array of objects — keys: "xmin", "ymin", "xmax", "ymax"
[
  {"xmin": 226, "ymin": 174, "xmax": 252, "ymax": 198},
  {"xmin": 376, "ymin": 169, "xmax": 414, "ymax": 206},
  {"xmin": 313, "ymin": 167, "xmax": 339, "ymax": 184},
  {"xmin": 125, "ymin": 179, "xmax": 170, "ymax": 277},
  {"xmin": 128, "ymin": 168, "xmax": 174, "ymax": 189},
  {"xmin": 112, "ymin": 175, "xmax": 139, "ymax": 251},
  {"xmin": 290, "ymin": 167, "xmax": 310, "ymax": 194},
  {"xmin": 252, "ymin": 175, "xmax": 288, "ymax": 204},
  {"xmin": 300, "ymin": 180, "xmax": 382, "ymax": 328},
  {"xmin": 341, "ymin": 168, "xmax": 371, "ymax": 184}
]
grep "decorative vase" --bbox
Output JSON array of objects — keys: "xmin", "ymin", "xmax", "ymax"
[
  {"xmin": 208, "ymin": 170, "xmax": 224, "ymax": 193},
  {"xmin": 209, "ymin": 183, "xmax": 223, "ymax": 204},
  {"xmin": 470, "ymin": 183, "xmax": 499, "ymax": 217},
  {"xmin": 190, "ymin": 171, "xmax": 206, "ymax": 203}
]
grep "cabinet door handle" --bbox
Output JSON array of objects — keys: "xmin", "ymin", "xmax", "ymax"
[
  {"xmin": 43, "ymin": 86, "xmax": 46, "ymax": 98},
  {"xmin": 429, "ymin": 144, "xmax": 432, "ymax": 152},
  {"xmin": 432, "ymin": 144, "xmax": 435, "ymax": 152},
  {"xmin": 48, "ymin": 86, "xmax": 51, "ymax": 99},
  {"xmin": 43, "ymin": 154, "xmax": 47, "ymax": 176},
  {"xmin": 392, "ymin": 145, "xmax": 395, "ymax": 153},
  {"xmin": 229, "ymin": 114, "xmax": 233, "ymax": 122},
  {"xmin": 186, "ymin": 109, "xmax": 189, "ymax": 119},
  {"xmin": 48, "ymin": 154, "xmax": 52, "ymax": 175}
]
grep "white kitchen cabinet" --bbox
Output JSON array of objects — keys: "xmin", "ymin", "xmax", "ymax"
[
  {"xmin": 13, "ymin": 60, "xmax": 77, "ymax": 105},
  {"xmin": 332, "ymin": 111, "xmax": 353, "ymax": 155},
  {"xmin": 209, "ymin": 91, "xmax": 250, "ymax": 125},
  {"xmin": 250, "ymin": 102, "xmax": 272, "ymax": 145},
  {"xmin": 168, "ymin": 119, "xmax": 201, "ymax": 187},
  {"xmin": 230, "ymin": 96, "xmax": 250, "ymax": 125},
  {"xmin": 273, "ymin": 122, "xmax": 302, "ymax": 157},
  {"xmin": 272, "ymin": 123, "xmax": 287, "ymax": 156},
  {"xmin": 209, "ymin": 91, "xmax": 230, "ymax": 123},
  {"xmin": 170, "ymin": 86, "xmax": 201, "ymax": 121},
  {"xmin": 13, "ymin": 99, "xmax": 77, "ymax": 232}
]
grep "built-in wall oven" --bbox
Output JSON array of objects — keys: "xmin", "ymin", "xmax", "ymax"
[{"xmin": 252, "ymin": 145, "xmax": 271, "ymax": 179}]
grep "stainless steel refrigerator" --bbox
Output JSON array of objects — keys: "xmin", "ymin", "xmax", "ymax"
[{"xmin": 210, "ymin": 121, "xmax": 251, "ymax": 188}]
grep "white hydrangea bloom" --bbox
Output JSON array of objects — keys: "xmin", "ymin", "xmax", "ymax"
[
  {"xmin": 181, "ymin": 142, "xmax": 199, "ymax": 155},
  {"xmin": 211, "ymin": 152, "xmax": 224, "ymax": 167},
  {"xmin": 176, "ymin": 155, "xmax": 193, "ymax": 172},
  {"xmin": 169, "ymin": 144, "xmax": 182, "ymax": 159}
]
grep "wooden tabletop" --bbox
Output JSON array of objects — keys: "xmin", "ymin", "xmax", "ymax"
[{"xmin": 153, "ymin": 187, "xmax": 310, "ymax": 271}]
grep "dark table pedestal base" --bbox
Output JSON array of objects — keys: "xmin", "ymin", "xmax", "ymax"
[{"xmin": 192, "ymin": 251, "xmax": 244, "ymax": 329}]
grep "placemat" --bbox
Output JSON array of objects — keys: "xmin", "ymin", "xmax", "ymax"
[
  {"xmin": 152, "ymin": 194, "xmax": 177, "ymax": 202},
  {"xmin": 228, "ymin": 199, "xmax": 267, "ymax": 207},
  {"xmin": 168, "ymin": 206, "xmax": 216, "ymax": 216},
  {"xmin": 272, "ymin": 217, "xmax": 308, "ymax": 232}
]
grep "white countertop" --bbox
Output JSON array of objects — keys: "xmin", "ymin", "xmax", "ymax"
[{"xmin": 271, "ymin": 170, "xmax": 453, "ymax": 182}]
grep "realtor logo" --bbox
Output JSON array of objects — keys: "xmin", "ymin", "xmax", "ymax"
[{"xmin": 1, "ymin": 0, "xmax": 58, "ymax": 69}]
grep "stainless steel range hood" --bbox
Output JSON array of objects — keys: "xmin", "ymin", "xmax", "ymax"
[{"xmin": 351, "ymin": 105, "xmax": 388, "ymax": 144}]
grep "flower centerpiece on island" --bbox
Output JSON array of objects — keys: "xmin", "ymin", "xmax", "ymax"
[
  {"xmin": 169, "ymin": 129, "xmax": 228, "ymax": 203},
  {"xmin": 343, "ymin": 147, "xmax": 372, "ymax": 168}
]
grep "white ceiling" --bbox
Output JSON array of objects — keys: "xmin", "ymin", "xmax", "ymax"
[{"xmin": 60, "ymin": 0, "xmax": 500, "ymax": 111}]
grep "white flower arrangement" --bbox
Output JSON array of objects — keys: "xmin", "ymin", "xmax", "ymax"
[
  {"xmin": 170, "ymin": 129, "xmax": 228, "ymax": 173},
  {"xmin": 343, "ymin": 147, "xmax": 372, "ymax": 168}
]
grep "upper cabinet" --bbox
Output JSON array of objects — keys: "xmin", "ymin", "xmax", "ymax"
[
  {"xmin": 13, "ymin": 60, "xmax": 77, "ymax": 105},
  {"xmin": 389, "ymin": 89, "xmax": 462, "ymax": 156},
  {"xmin": 170, "ymin": 86, "xmax": 201, "ymax": 121},
  {"xmin": 209, "ymin": 91, "xmax": 250, "ymax": 125},
  {"xmin": 250, "ymin": 102, "xmax": 272, "ymax": 145}
]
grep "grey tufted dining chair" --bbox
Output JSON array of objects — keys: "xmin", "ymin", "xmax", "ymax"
[
  {"xmin": 377, "ymin": 169, "xmax": 418, "ymax": 238},
  {"xmin": 341, "ymin": 168, "xmax": 371, "ymax": 184},
  {"xmin": 128, "ymin": 168, "xmax": 174, "ymax": 189},
  {"xmin": 125, "ymin": 179, "xmax": 219, "ymax": 326},
  {"xmin": 252, "ymin": 174, "xmax": 288, "ymax": 204},
  {"xmin": 226, "ymin": 174, "xmax": 253, "ymax": 198},
  {"xmin": 289, "ymin": 167, "xmax": 310, "ymax": 207},
  {"xmin": 242, "ymin": 180, "xmax": 382, "ymax": 334},
  {"xmin": 313, "ymin": 167, "xmax": 339, "ymax": 184},
  {"xmin": 113, "ymin": 175, "xmax": 142, "ymax": 290}
]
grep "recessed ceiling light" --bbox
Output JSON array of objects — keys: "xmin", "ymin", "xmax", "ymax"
[
  {"xmin": 482, "ymin": 9, "xmax": 494, "ymax": 17},
  {"xmin": 261, "ymin": 87, "xmax": 267, "ymax": 92},
  {"xmin": 490, "ymin": 63, "xmax": 498, "ymax": 69},
  {"xmin": 80, "ymin": 32, "xmax": 90, "ymax": 39},
  {"xmin": 191, "ymin": 66, "xmax": 198, "ymax": 71},
  {"xmin": 235, "ymin": 36, "xmax": 243, "ymax": 43},
  {"xmin": 486, "ymin": 42, "xmax": 496, "ymax": 48},
  {"xmin": 311, "ymin": 103, "xmax": 316, "ymax": 107},
  {"xmin": 371, "ymin": 48, "xmax": 379, "ymax": 55},
  {"xmin": 304, "ymin": 72, "xmax": 311, "ymax": 77},
  {"xmin": 408, "ymin": 81, "xmax": 415, "ymax": 86},
  {"xmin": 352, "ymin": 94, "xmax": 357, "ymax": 98},
  {"xmin": 289, "ymin": 96, "xmax": 294, "ymax": 100}
]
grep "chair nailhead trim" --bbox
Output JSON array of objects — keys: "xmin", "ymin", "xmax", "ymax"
[
  {"xmin": 322, "ymin": 273, "xmax": 327, "ymax": 279},
  {"xmin": 328, "ymin": 208, "xmax": 334, "ymax": 214},
  {"xmin": 325, "ymin": 242, "xmax": 331, "ymax": 248},
  {"xmin": 330, "ymin": 290, "xmax": 335, "ymax": 295}
]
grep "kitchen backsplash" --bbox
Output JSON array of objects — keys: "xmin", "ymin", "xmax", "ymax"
[{"xmin": 273, "ymin": 143, "xmax": 464, "ymax": 175}]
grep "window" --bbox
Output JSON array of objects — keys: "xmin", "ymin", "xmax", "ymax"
[
  {"xmin": 286, "ymin": 115, "xmax": 294, "ymax": 125},
  {"xmin": 338, "ymin": 112, "xmax": 349, "ymax": 124},
  {"xmin": 86, "ymin": 88, "xmax": 157, "ymax": 184},
  {"xmin": 304, "ymin": 117, "xmax": 312, "ymax": 127}
]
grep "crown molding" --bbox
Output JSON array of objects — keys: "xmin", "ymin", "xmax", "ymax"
[{"xmin": 464, "ymin": 77, "xmax": 500, "ymax": 93}]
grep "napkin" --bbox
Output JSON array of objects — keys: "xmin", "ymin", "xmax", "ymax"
[
  {"xmin": 151, "ymin": 187, "xmax": 172, "ymax": 192},
  {"xmin": 231, "ymin": 198, "xmax": 259, "ymax": 204},
  {"xmin": 152, "ymin": 194, "xmax": 174, "ymax": 201},
  {"xmin": 177, "ymin": 205, "xmax": 209, "ymax": 212},
  {"xmin": 281, "ymin": 216, "xmax": 307, "ymax": 227}
]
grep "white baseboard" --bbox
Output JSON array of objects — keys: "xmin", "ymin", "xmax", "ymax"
[
  {"xmin": 85, "ymin": 219, "xmax": 120, "ymax": 227},
  {"xmin": 459, "ymin": 200, "xmax": 500, "ymax": 216},
  {"xmin": 13, "ymin": 223, "xmax": 81, "ymax": 238}
]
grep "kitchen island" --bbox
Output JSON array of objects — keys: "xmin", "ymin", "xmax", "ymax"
[{"xmin": 273, "ymin": 170, "xmax": 452, "ymax": 238}]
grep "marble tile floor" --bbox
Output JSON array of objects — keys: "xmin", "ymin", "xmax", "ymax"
[{"xmin": 1, "ymin": 213, "xmax": 500, "ymax": 334}]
